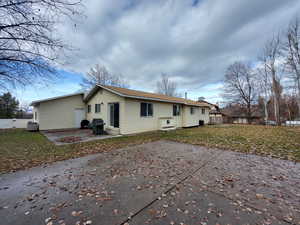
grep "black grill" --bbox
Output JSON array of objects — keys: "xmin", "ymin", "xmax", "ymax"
[
  {"xmin": 92, "ymin": 119, "xmax": 104, "ymax": 125},
  {"xmin": 92, "ymin": 119, "xmax": 105, "ymax": 135}
]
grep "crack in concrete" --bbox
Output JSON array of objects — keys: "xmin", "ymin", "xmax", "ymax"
[
  {"xmin": 200, "ymin": 186, "xmax": 293, "ymax": 225},
  {"xmin": 118, "ymin": 150, "xmax": 294, "ymax": 225},
  {"xmin": 119, "ymin": 151, "xmax": 222, "ymax": 225}
]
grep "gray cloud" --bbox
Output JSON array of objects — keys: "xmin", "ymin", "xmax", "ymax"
[{"xmin": 57, "ymin": 0, "xmax": 300, "ymax": 92}]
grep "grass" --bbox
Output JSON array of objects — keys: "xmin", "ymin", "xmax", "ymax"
[
  {"xmin": 0, "ymin": 125, "xmax": 300, "ymax": 174},
  {"xmin": 167, "ymin": 125, "xmax": 300, "ymax": 161}
]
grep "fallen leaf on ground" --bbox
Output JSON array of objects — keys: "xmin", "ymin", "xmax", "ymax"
[{"xmin": 256, "ymin": 193, "xmax": 264, "ymax": 199}]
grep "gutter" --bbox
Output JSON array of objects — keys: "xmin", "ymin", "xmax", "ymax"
[
  {"xmin": 30, "ymin": 92, "xmax": 85, "ymax": 106},
  {"xmin": 84, "ymin": 84, "xmax": 210, "ymax": 108}
]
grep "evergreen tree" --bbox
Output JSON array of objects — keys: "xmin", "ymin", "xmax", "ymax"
[{"xmin": 0, "ymin": 92, "xmax": 19, "ymax": 118}]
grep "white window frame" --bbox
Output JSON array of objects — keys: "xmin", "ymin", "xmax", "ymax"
[
  {"xmin": 190, "ymin": 107, "xmax": 195, "ymax": 115},
  {"xmin": 95, "ymin": 104, "xmax": 101, "ymax": 113},
  {"xmin": 173, "ymin": 105, "xmax": 181, "ymax": 116},
  {"xmin": 140, "ymin": 102, "xmax": 153, "ymax": 117}
]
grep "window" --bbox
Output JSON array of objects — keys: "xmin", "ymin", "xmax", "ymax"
[
  {"xmin": 201, "ymin": 108, "xmax": 205, "ymax": 114},
  {"xmin": 173, "ymin": 105, "xmax": 180, "ymax": 116},
  {"xmin": 190, "ymin": 107, "xmax": 195, "ymax": 115},
  {"xmin": 34, "ymin": 112, "xmax": 37, "ymax": 120},
  {"xmin": 87, "ymin": 105, "xmax": 91, "ymax": 113},
  {"xmin": 140, "ymin": 103, "xmax": 153, "ymax": 117},
  {"xmin": 95, "ymin": 104, "xmax": 101, "ymax": 113}
]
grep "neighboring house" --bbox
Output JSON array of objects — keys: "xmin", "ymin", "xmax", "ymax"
[
  {"xmin": 209, "ymin": 105, "xmax": 225, "ymax": 125},
  {"xmin": 197, "ymin": 101, "xmax": 224, "ymax": 125},
  {"xmin": 31, "ymin": 85, "xmax": 212, "ymax": 134},
  {"xmin": 228, "ymin": 114, "xmax": 262, "ymax": 124},
  {"xmin": 221, "ymin": 106, "xmax": 263, "ymax": 124}
]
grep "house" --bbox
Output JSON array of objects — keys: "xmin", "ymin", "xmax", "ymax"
[
  {"xmin": 208, "ymin": 105, "xmax": 225, "ymax": 125},
  {"xmin": 31, "ymin": 85, "xmax": 212, "ymax": 134},
  {"xmin": 227, "ymin": 114, "xmax": 262, "ymax": 124},
  {"xmin": 194, "ymin": 100, "xmax": 224, "ymax": 125},
  {"xmin": 221, "ymin": 105, "xmax": 263, "ymax": 124}
]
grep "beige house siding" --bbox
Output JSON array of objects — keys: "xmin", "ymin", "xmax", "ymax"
[
  {"xmin": 182, "ymin": 106, "xmax": 209, "ymax": 127},
  {"xmin": 35, "ymin": 95, "xmax": 85, "ymax": 130},
  {"xmin": 183, "ymin": 106, "xmax": 209, "ymax": 127},
  {"xmin": 122, "ymin": 99, "xmax": 178, "ymax": 134},
  {"xmin": 233, "ymin": 118, "xmax": 248, "ymax": 124},
  {"xmin": 121, "ymin": 100, "xmax": 210, "ymax": 134},
  {"xmin": 81, "ymin": 89, "xmax": 187, "ymax": 135},
  {"xmin": 173, "ymin": 104, "xmax": 183, "ymax": 129},
  {"xmin": 209, "ymin": 114, "xmax": 223, "ymax": 124},
  {"xmin": 86, "ymin": 89, "xmax": 125, "ymax": 133},
  {"xmin": 200, "ymin": 107, "xmax": 210, "ymax": 124},
  {"xmin": 182, "ymin": 106, "xmax": 199, "ymax": 127}
]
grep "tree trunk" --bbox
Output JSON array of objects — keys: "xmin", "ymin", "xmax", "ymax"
[
  {"xmin": 291, "ymin": 64, "xmax": 300, "ymax": 118},
  {"xmin": 247, "ymin": 103, "xmax": 252, "ymax": 124},
  {"xmin": 297, "ymin": 78, "xmax": 300, "ymax": 118},
  {"xmin": 264, "ymin": 98, "xmax": 269, "ymax": 122},
  {"xmin": 272, "ymin": 75, "xmax": 281, "ymax": 125},
  {"xmin": 273, "ymin": 95, "xmax": 279, "ymax": 124},
  {"xmin": 287, "ymin": 104, "xmax": 292, "ymax": 121}
]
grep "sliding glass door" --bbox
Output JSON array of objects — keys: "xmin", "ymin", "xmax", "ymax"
[{"xmin": 108, "ymin": 103, "xmax": 119, "ymax": 128}]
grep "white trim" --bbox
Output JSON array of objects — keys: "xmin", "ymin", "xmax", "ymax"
[
  {"xmin": 140, "ymin": 102, "xmax": 153, "ymax": 117},
  {"xmin": 98, "ymin": 85, "xmax": 127, "ymax": 97},
  {"xmin": 108, "ymin": 102, "xmax": 120, "ymax": 128},
  {"xmin": 31, "ymin": 92, "xmax": 84, "ymax": 106},
  {"xmin": 93, "ymin": 84, "xmax": 210, "ymax": 108}
]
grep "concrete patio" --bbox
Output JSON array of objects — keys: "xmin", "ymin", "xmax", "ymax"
[
  {"xmin": 0, "ymin": 141, "xmax": 299, "ymax": 225},
  {"xmin": 41, "ymin": 129, "xmax": 121, "ymax": 145}
]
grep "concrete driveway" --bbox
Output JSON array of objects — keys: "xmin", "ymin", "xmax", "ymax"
[{"xmin": 0, "ymin": 141, "xmax": 299, "ymax": 225}]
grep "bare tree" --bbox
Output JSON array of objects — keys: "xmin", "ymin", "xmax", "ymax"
[
  {"xmin": 156, "ymin": 73, "xmax": 182, "ymax": 97},
  {"xmin": 222, "ymin": 61, "xmax": 257, "ymax": 124},
  {"xmin": 256, "ymin": 63, "xmax": 272, "ymax": 122},
  {"xmin": 19, "ymin": 101, "xmax": 31, "ymax": 113},
  {"xmin": 282, "ymin": 92, "xmax": 299, "ymax": 120},
  {"xmin": 80, "ymin": 64, "xmax": 128, "ymax": 90},
  {"xmin": 16, "ymin": 101, "xmax": 32, "ymax": 118},
  {"xmin": 283, "ymin": 17, "xmax": 300, "ymax": 117},
  {"xmin": 260, "ymin": 35, "xmax": 283, "ymax": 125},
  {"xmin": 0, "ymin": 0, "xmax": 83, "ymax": 90}
]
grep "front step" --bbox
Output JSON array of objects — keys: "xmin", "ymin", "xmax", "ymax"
[{"xmin": 105, "ymin": 127, "xmax": 120, "ymax": 135}]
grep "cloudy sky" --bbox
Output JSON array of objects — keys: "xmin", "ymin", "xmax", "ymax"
[{"xmin": 14, "ymin": 0, "xmax": 300, "ymax": 104}]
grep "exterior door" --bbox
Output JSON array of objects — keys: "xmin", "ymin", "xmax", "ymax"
[
  {"xmin": 74, "ymin": 108, "xmax": 85, "ymax": 128},
  {"xmin": 109, "ymin": 103, "xmax": 119, "ymax": 128}
]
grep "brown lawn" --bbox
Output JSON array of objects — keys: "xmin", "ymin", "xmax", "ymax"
[{"xmin": 0, "ymin": 125, "xmax": 299, "ymax": 173}]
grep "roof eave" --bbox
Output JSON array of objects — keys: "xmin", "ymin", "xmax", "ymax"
[
  {"xmin": 83, "ymin": 85, "xmax": 102, "ymax": 102},
  {"xmin": 30, "ymin": 92, "xmax": 84, "ymax": 106},
  {"xmin": 85, "ymin": 84, "xmax": 211, "ymax": 107}
]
